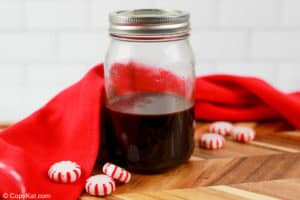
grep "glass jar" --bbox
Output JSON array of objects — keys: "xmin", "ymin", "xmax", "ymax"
[{"xmin": 102, "ymin": 9, "xmax": 195, "ymax": 174}]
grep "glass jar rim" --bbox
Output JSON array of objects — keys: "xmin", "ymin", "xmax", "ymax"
[
  {"xmin": 109, "ymin": 9, "xmax": 190, "ymax": 38},
  {"xmin": 110, "ymin": 33, "xmax": 189, "ymax": 42}
]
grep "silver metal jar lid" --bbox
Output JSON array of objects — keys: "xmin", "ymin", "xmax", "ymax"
[{"xmin": 109, "ymin": 9, "xmax": 190, "ymax": 38}]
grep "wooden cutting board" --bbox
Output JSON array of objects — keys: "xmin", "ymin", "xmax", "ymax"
[
  {"xmin": 81, "ymin": 121, "xmax": 300, "ymax": 200},
  {"xmin": 2, "ymin": 121, "xmax": 300, "ymax": 199}
]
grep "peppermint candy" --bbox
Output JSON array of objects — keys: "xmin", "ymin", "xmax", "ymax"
[{"xmin": 48, "ymin": 161, "xmax": 81, "ymax": 183}]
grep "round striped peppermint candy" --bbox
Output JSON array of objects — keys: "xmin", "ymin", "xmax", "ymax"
[
  {"xmin": 199, "ymin": 133, "xmax": 225, "ymax": 150},
  {"xmin": 102, "ymin": 162, "xmax": 131, "ymax": 183},
  {"xmin": 48, "ymin": 161, "xmax": 81, "ymax": 183},
  {"xmin": 85, "ymin": 175, "xmax": 115, "ymax": 197},
  {"xmin": 232, "ymin": 126, "xmax": 255, "ymax": 143},
  {"xmin": 209, "ymin": 121, "xmax": 233, "ymax": 136}
]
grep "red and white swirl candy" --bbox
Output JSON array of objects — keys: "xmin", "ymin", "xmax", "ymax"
[
  {"xmin": 103, "ymin": 162, "xmax": 131, "ymax": 183},
  {"xmin": 209, "ymin": 121, "xmax": 233, "ymax": 136},
  {"xmin": 199, "ymin": 133, "xmax": 225, "ymax": 150},
  {"xmin": 85, "ymin": 175, "xmax": 115, "ymax": 197},
  {"xmin": 48, "ymin": 161, "xmax": 81, "ymax": 183},
  {"xmin": 232, "ymin": 126, "xmax": 255, "ymax": 143}
]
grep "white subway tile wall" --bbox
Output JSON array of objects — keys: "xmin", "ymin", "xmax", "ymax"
[
  {"xmin": 219, "ymin": 0, "xmax": 278, "ymax": 27},
  {"xmin": 0, "ymin": 0, "xmax": 299, "ymax": 121},
  {"xmin": 26, "ymin": 0, "xmax": 88, "ymax": 30}
]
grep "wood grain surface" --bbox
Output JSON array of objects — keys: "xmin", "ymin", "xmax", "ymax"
[
  {"xmin": 0, "ymin": 122, "xmax": 10, "ymax": 130},
  {"xmin": 2, "ymin": 121, "xmax": 300, "ymax": 199},
  {"xmin": 80, "ymin": 121, "xmax": 300, "ymax": 200}
]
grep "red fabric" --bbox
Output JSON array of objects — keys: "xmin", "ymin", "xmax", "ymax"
[
  {"xmin": 109, "ymin": 62, "xmax": 187, "ymax": 96},
  {"xmin": 0, "ymin": 66, "xmax": 104, "ymax": 200},
  {"xmin": 1, "ymin": 63, "xmax": 300, "ymax": 199},
  {"xmin": 195, "ymin": 75, "xmax": 300, "ymax": 125}
]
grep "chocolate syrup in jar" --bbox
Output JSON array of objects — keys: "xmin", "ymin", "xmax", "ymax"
[{"xmin": 102, "ymin": 92, "xmax": 194, "ymax": 174}]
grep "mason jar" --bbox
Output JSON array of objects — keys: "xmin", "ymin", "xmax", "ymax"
[{"xmin": 102, "ymin": 9, "xmax": 195, "ymax": 174}]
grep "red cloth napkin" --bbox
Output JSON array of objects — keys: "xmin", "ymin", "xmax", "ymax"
[
  {"xmin": 0, "ymin": 65, "xmax": 103, "ymax": 199},
  {"xmin": 196, "ymin": 75, "xmax": 300, "ymax": 125},
  {"xmin": 1, "ymin": 63, "xmax": 300, "ymax": 199}
]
